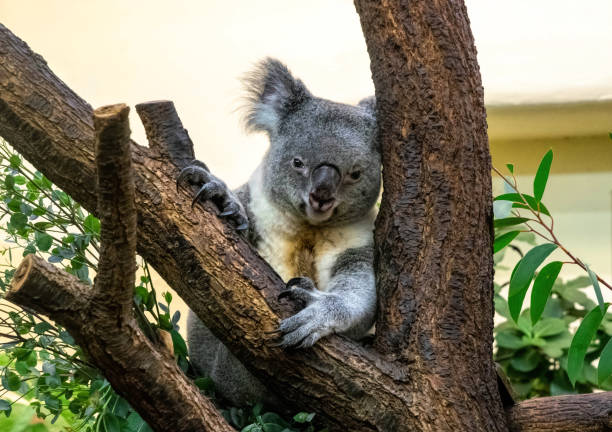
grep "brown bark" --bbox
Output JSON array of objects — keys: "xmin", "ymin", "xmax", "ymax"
[
  {"xmin": 6, "ymin": 104, "xmax": 232, "ymax": 432},
  {"xmin": 507, "ymin": 393, "xmax": 612, "ymax": 431},
  {"xmin": 354, "ymin": 0, "xmax": 505, "ymax": 430}
]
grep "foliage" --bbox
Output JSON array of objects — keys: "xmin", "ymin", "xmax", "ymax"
[
  {"xmin": 0, "ymin": 139, "xmax": 168, "ymax": 431},
  {"xmin": 493, "ymin": 146, "xmax": 612, "ymax": 399},
  {"xmin": 220, "ymin": 403, "xmax": 322, "ymax": 432}
]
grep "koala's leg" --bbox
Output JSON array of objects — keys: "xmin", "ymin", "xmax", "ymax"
[
  {"xmin": 277, "ymin": 246, "xmax": 376, "ymax": 348},
  {"xmin": 187, "ymin": 310, "xmax": 275, "ymax": 407}
]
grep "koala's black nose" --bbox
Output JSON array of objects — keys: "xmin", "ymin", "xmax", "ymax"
[{"xmin": 309, "ymin": 164, "xmax": 340, "ymax": 212}]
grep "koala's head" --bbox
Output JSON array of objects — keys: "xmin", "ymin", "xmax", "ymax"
[{"xmin": 242, "ymin": 58, "xmax": 380, "ymax": 226}]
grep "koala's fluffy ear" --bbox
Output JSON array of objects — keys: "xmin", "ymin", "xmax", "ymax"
[
  {"xmin": 357, "ymin": 96, "xmax": 376, "ymax": 117},
  {"xmin": 242, "ymin": 58, "xmax": 311, "ymax": 134}
]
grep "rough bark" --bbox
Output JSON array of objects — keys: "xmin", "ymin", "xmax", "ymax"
[
  {"xmin": 354, "ymin": 0, "xmax": 505, "ymax": 430},
  {"xmin": 6, "ymin": 104, "xmax": 232, "ymax": 432},
  {"xmin": 135, "ymin": 100, "xmax": 195, "ymax": 168},
  {"xmin": 507, "ymin": 393, "xmax": 612, "ymax": 431}
]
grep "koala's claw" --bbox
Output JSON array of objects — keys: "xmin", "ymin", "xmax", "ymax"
[
  {"xmin": 177, "ymin": 162, "xmax": 249, "ymax": 232},
  {"xmin": 235, "ymin": 222, "xmax": 249, "ymax": 231},
  {"xmin": 191, "ymin": 181, "xmax": 225, "ymax": 208},
  {"xmin": 177, "ymin": 164, "xmax": 211, "ymax": 192}
]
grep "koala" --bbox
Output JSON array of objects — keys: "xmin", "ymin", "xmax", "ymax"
[{"xmin": 178, "ymin": 58, "xmax": 380, "ymax": 406}]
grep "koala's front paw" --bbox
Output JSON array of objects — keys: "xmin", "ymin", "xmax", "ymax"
[
  {"xmin": 277, "ymin": 280, "xmax": 346, "ymax": 348},
  {"xmin": 177, "ymin": 161, "xmax": 249, "ymax": 231}
]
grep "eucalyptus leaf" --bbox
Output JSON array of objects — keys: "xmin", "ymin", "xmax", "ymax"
[
  {"xmin": 530, "ymin": 261, "xmax": 563, "ymax": 324},
  {"xmin": 493, "ymin": 217, "xmax": 530, "ymax": 229},
  {"xmin": 598, "ymin": 337, "xmax": 612, "ymax": 385},
  {"xmin": 533, "ymin": 149, "xmax": 553, "ymax": 202},
  {"xmin": 585, "ymin": 263, "xmax": 605, "ymax": 312},
  {"xmin": 494, "ymin": 231, "xmax": 520, "ymax": 254},
  {"xmin": 567, "ymin": 304, "xmax": 608, "ymax": 386},
  {"xmin": 508, "ymin": 244, "xmax": 558, "ymax": 322},
  {"xmin": 494, "ymin": 193, "xmax": 550, "ymax": 216}
]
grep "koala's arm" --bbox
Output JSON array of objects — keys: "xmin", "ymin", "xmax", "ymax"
[{"xmin": 278, "ymin": 246, "xmax": 376, "ymax": 348}]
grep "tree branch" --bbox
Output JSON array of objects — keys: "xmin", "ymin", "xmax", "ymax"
[
  {"xmin": 507, "ymin": 393, "xmax": 612, "ymax": 432},
  {"xmin": 135, "ymin": 100, "xmax": 195, "ymax": 168},
  {"xmin": 6, "ymin": 104, "xmax": 232, "ymax": 432}
]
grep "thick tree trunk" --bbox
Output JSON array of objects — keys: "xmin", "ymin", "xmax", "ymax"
[
  {"xmin": 354, "ymin": 1, "xmax": 504, "ymax": 430},
  {"xmin": 1, "ymin": 2, "xmax": 611, "ymax": 431}
]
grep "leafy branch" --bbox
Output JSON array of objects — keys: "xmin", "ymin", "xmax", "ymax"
[{"xmin": 493, "ymin": 145, "xmax": 612, "ymax": 388}]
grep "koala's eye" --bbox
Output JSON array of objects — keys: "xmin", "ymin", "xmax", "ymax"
[
  {"xmin": 292, "ymin": 158, "xmax": 304, "ymax": 169},
  {"xmin": 350, "ymin": 170, "xmax": 361, "ymax": 181}
]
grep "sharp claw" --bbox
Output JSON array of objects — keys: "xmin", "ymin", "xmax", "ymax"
[
  {"xmin": 219, "ymin": 209, "xmax": 237, "ymax": 217},
  {"xmin": 236, "ymin": 222, "xmax": 249, "ymax": 231},
  {"xmin": 191, "ymin": 185, "xmax": 208, "ymax": 208}
]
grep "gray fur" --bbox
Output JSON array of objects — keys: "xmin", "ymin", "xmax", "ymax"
[{"xmin": 181, "ymin": 58, "xmax": 380, "ymax": 406}]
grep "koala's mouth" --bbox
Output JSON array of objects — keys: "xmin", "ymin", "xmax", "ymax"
[{"xmin": 303, "ymin": 198, "xmax": 338, "ymax": 223}]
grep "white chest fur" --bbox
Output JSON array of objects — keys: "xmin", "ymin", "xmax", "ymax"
[{"xmin": 248, "ymin": 166, "xmax": 375, "ymax": 291}]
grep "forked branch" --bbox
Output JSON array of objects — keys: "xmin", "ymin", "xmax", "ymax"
[{"xmin": 6, "ymin": 104, "xmax": 232, "ymax": 432}]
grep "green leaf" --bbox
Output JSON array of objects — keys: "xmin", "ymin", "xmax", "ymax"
[
  {"xmin": 530, "ymin": 261, "xmax": 563, "ymax": 324},
  {"xmin": 494, "ymin": 231, "xmax": 520, "ymax": 254},
  {"xmin": 34, "ymin": 231, "xmax": 53, "ymax": 252},
  {"xmin": 493, "ymin": 217, "xmax": 530, "ymax": 229},
  {"xmin": 533, "ymin": 149, "xmax": 553, "ymax": 202},
  {"xmin": 293, "ymin": 412, "xmax": 316, "ymax": 423},
  {"xmin": 598, "ymin": 337, "xmax": 612, "ymax": 385},
  {"xmin": 7, "ymin": 199, "xmax": 21, "ymax": 212},
  {"xmin": 164, "ymin": 292, "xmax": 172, "ymax": 304},
  {"xmin": 194, "ymin": 377, "xmax": 215, "ymax": 393},
  {"xmin": 83, "ymin": 214, "xmax": 100, "ymax": 235},
  {"xmin": 101, "ymin": 413, "xmax": 121, "ymax": 432},
  {"xmin": 134, "ymin": 286, "xmax": 149, "ymax": 305},
  {"xmin": 260, "ymin": 413, "xmax": 289, "ymax": 428},
  {"xmin": 25, "ymin": 351, "xmax": 37, "ymax": 367},
  {"xmin": 9, "ymin": 155, "xmax": 20, "ymax": 168},
  {"xmin": 59, "ymin": 330, "xmax": 75, "ymax": 345},
  {"xmin": 510, "ymin": 350, "xmax": 541, "ymax": 372},
  {"xmin": 567, "ymin": 304, "xmax": 608, "ymax": 386},
  {"xmin": 5, "ymin": 372, "xmax": 21, "ymax": 391},
  {"xmin": 533, "ymin": 318, "xmax": 566, "ymax": 338},
  {"xmin": 585, "ymin": 263, "xmax": 605, "ymax": 312},
  {"xmin": 15, "ymin": 360, "xmax": 29, "ymax": 375},
  {"xmin": 9, "ymin": 213, "xmax": 27, "ymax": 230},
  {"xmin": 508, "ymin": 244, "xmax": 558, "ymax": 322},
  {"xmin": 170, "ymin": 330, "xmax": 187, "ymax": 357},
  {"xmin": 0, "ymin": 399, "xmax": 10, "ymax": 411},
  {"xmin": 494, "ymin": 193, "xmax": 550, "ymax": 216},
  {"xmin": 506, "ymin": 163, "xmax": 514, "ymax": 174},
  {"xmin": 261, "ymin": 424, "xmax": 284, "ymax": 432}
]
